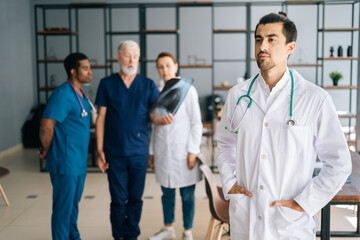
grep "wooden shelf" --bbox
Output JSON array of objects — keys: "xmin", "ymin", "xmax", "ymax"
[
  {"xmin": 347, "ymin": 140, "xmax": 356, "ymax": 147},
  {"xmin": 323, "ymin": 85, "xmax": 357, "ymax": 89},
  {"xmin": 251, "ymin": 58, "xmax": 321, "ymax": 67},
  {"xmin": 39, "ymin": 86, "xmax": 57, "ymax": 91},
  {"xmin": 213, "ymin": 29, "xmax": 247, "ymax": 33},
  {"xmin": 214, "ymin": 85, "xmax": 232, "ymax": 90},
  {"xmin": 142, "ymin": 29, "xmax": 179, "ymax": 33},
  {"xmin": 337, "ymin": 111, "xmax": 356, "ymax": 118},
  {"xmin": 288, "ymin": 63, "xmax": 322, "ymax": 67},
  {"xmin": 91, "ymin": 64, "xmax": 111, "ymax": 69},
  {"xmin": 322, "ymin": 57, "xmax": 358, "ymax": 60},
  {"xmin": 106, "ymin": 31, "xmax": 140, "ymax": 35},
  {"xmin": 286, "ymin": 1, "xmax": 323, "ymax": 5},
  {"xmin": 39, "ymin": 59, "xmax": 101, "ymax": 66},
  {"xmin": 69, "ymin": 2, "xmax": 106, "ymax": 7},
  {"xmin": 179, "ymin": 64, "xmax": 212, "ymax": 68},
  {"xmin": 107, "ymin": 58, "xmax": 149, "ymax": 63},
  {"xmin": 38, "ymin": 59, "xmax": 64, "ymax": 63},
  {"xmin": 37, "ymin": 30, "xmax": 77, "ymax": 35},
  {"xmin": 319, "ymin": 27, "xmax": 359, "ymax": 32},
  {"xmin": 203, "ymin": 122, "xmax": 212, "ymax": 128}
]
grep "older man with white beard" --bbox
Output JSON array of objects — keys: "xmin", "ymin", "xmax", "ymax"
[{"xmin": 95, "ymin": 40, "xmax": 173, "ymax": 240}]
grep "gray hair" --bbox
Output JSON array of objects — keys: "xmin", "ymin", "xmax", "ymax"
[{"xmin": 118, "ymin": 40, "xmax": 140, "ymax": 55}]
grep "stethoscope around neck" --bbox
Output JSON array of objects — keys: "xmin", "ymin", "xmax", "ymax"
[
  {"xmin": 67, "ymin": 80, "xmax": 97, "ymax": 118},
  {"xmin": 225, "ymin": 69, "xmax": 296, "ymax": 134}
]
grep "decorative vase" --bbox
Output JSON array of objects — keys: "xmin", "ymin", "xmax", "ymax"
[
  {"xmin": 338, "ymin": 46, "xmax": 343, "ymax": 57},
  {"xmin": 332, "ymin": 79, "xmax": 339, "ymax": 86},
  {"xmin": 347, "ymin": 46, "xmax": 352, "ymax": 57}
]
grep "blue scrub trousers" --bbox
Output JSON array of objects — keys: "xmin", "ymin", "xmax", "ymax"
[
  {"xmin": 106, "ymin": 154, "xmax": 148, "ymax": 240},
  {"xmin": 50, "ymin": 173, "xmax": 86, "ymax": 240},
  {"xmin": 161, "ymin": 184, "xmax": 196, "ymax": 229}
]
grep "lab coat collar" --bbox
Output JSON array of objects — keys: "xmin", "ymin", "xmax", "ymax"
[
  {"xmin": 266, "ymin": 68, "xmax": 307, "ymax": 114},
  {"xmin": 241, "ymin": 68, "xmax": 307, "ymax": 115}
]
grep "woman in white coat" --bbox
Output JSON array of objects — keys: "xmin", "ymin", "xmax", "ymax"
[{"xmin": 148, "ymin": 52, "xmax": 203, "ymax": 240}]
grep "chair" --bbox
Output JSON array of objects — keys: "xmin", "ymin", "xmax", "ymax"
[
  {"xmin": 197, "ymin": 154, "xmax": 229, "ymax": 240},
  {"xmin": 0, "ymin": 167, "xmax": 10, "ymax": 206}
]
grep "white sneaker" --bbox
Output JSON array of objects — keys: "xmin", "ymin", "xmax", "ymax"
[
  {"xmin": 182, "ymin": 230, "xmax": 193, "ymax": 240},
  {"xmin": 149, "ymin": 227, "xmax": 176, "ymax": 240}
]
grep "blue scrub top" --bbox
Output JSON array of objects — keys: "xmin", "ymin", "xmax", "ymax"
[
  {"xmin": 42, "ymin": 82, "xmax": 91, "ymax": 176},
  {"xmin": 95, "ymin": 73, "xmax": 159, "ymax": 156}
]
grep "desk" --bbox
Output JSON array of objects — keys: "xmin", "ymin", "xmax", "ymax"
[{"xmin": 318, "ymin": 151, "xmax": 360, "ymax": 239}]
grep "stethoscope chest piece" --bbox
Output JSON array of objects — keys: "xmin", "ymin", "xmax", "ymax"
[
  {"xmin": 81, "ymin": 109, "xmax": 88, "ymax": 118},
  {"xmin": 287, "ymin": 118, "xmax": 296, "ymax": 126}
]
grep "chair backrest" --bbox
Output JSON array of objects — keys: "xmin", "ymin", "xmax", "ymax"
[
  {"xmin": 197, "ymin": 154, "xmax": 229, "ymax": 223},
  {"xmin": 0, "ymin": 167, "xmax": 9, "ymax": 179}
]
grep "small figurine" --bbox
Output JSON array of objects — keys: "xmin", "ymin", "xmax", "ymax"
[{"xmin": 330, "ymin": 46, "xmax": 334, "ymax": 57}]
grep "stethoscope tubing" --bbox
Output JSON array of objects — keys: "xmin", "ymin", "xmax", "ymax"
[
  {"xmin": 226, "ymin": 69, "xmax": 295, "ymax": 133},
  {"xmin": 67, "ymin": 80, "xmax": 97, "ymax": 117}
]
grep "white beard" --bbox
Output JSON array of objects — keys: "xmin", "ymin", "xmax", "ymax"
[{"xmin": 121, "ymin": 64, "xmax": 138, "ymax": 76}]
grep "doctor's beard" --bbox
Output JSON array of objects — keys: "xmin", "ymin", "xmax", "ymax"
[
  {"xmin": 121, "ymin": 64, "xmax": 138, "ymax": 76},
  {"xmin": 256, "ymin": 51, "xmax": 276, "ymax": 71}
]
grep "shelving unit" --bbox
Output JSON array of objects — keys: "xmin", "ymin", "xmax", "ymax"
[
  {"xmin": 34, "ymin": 1, "xmax": 360, "ymax": 170},
  {"xmin": 34, "ymin": 12, "xmax": 78, "ymax": 103},
  {"xmin": 316, "ymin": 0, "xmax": 359, "ymax": 150}
]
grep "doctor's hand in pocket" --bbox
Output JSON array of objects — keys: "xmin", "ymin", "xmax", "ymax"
[
  {"xmin": 97, "ymin": 151, "xmax": 109, "ymax": 173},
  {"xmin": 270, "ymin": 200, "xmax": 304, "ymax": 212},
  {"xmin": 228, "ymin": 183, "xmax": 252, "ymax": 197},
  {"xmin": 148, "ymin": 155, "xmax": 155, "ymax": 170}
]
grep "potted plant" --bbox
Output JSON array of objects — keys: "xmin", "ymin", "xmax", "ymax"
[{"xmin": 329, "ymin": 71, "xmax": 343, "ymax": 86}]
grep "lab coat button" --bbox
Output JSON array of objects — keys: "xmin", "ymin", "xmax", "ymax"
[
  {"xmin": 258, "ymin": 216, "xmax": 262, "ymax": 220},
  {"xmin": 264, "ymin": 122, "xmax": 269, "ymax": 127},
  {"xmin": 261, "ymin": 154, "xmax": 267, "ymax": 159},
  {"xmin": 259, "ymin": 185, "xmax": 264, "ymax": 190}
]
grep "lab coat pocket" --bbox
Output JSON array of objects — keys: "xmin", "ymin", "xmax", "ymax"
[
  {"xmin": 229, "ymin": 194, "xmax": 250, "ymax": 234},
  {"xmin": 274, "ymin": 206, "xmax": 314, "ymax": 238},
  {"xmin": 276, "ymin": 206, "xmax": 304, "ymax": 223}
]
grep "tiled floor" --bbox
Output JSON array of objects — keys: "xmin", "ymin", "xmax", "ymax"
[{"xmin": 0, "ymin": 145, "xmax": 359, "ymax": 239}]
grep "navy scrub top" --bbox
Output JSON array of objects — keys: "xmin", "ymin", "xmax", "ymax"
[
  {"xmin": 42, "ymin": 82, "xmax": 91, "ymax": 176},
  {"xmin": 95, "ymin": 73, "xmax": 159, "ymax": 156}
]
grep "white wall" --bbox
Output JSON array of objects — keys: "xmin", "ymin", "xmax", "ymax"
[{"xmin": 0, "ymin": 0, "xmax": 35, "ymax": 152}]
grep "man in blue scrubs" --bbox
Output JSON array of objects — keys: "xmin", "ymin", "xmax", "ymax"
[
  {"xmin": 95, "ymin": 40, "xmax": 172, "ymax": 240},
  {"xmin": 39, "ymin": 52, "xmax": 93, "ymax": 240}
]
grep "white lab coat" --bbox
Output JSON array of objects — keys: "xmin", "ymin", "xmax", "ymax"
[
  {"xmin": 216, "ymin": 69, "xmax": 352, "ymax": 239},
  {"xmin": 150, "ymin": 84, "xmax": 203, "ymax": 188}
]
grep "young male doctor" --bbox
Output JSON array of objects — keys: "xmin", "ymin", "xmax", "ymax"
[{"xmin": 216, "ymin": 12, "xmax": 352, "ymax": 239}]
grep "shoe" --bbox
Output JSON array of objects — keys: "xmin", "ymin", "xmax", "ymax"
[
  {"xmin": 149, "ymin": 227, "xmax": 176, "ymax": 240},
  {"xmin": 182, "ymin": 230, "xmax": 193, "ymax": 240}
]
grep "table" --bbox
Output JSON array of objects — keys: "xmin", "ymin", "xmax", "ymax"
[{"xmin": 318, "ymin": 151, "xmax": 360, "ymax": 239}]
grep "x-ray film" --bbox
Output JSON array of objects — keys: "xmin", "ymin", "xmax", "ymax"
[{"xmin": 150, "ymin": 78, "xmax": 194, "ymax": 116}]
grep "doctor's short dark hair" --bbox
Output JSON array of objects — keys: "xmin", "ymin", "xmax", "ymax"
[
  {"xmin": 64, "ymin": 52, "xmax": 88, "ymax": 79},
  {"xmin": 255, "ymin": 11, "xmax": 297, "ymax": 44}
]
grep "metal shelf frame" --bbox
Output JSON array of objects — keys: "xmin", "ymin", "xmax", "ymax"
[{"xmin": 34, "ymin": 1, "xmax": 360, "ymax": 170}]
